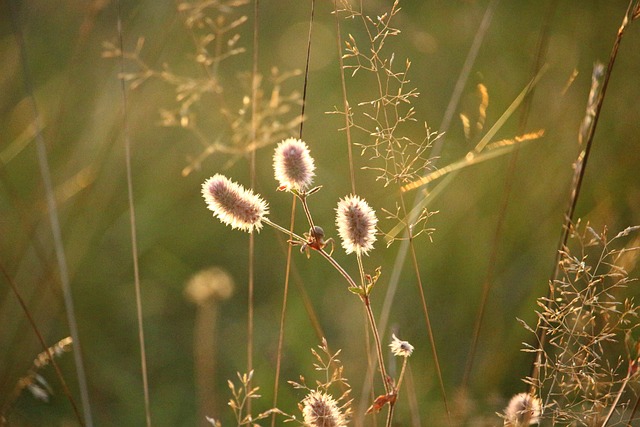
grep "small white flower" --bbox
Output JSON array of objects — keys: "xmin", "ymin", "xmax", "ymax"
[
  {"xmin": 335, "ymin": 195, "xmax": 378, "ymax": 255},
  {"xmin": 273, "ymin": 138, "xmax": 315, "ymax": 191},
  {"xmin": 389, "ymin": 334, "xmax": 414, "ymax": 357},
  {"xmin": 202, "ymin": 174, "xmax": 269, "ymax": 233}
]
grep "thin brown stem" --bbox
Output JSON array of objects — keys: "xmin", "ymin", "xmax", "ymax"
[
  {"xmin": 116, "ymin": 2, "xmax": 152, "ymax": 425},
  {"xmin": 299, "ymin": 196, "xmax": 317, "ymax": 233},
  {"xmin": 602, "ymin": 373, "xmax": 631, "ymax": 427},
  {"xmin": 407, "ymin": 235, "xmax": 449, "ymax": 418},
  {"xmin": 333, "ymin": 0, "xmax": 357, "ymax": 194},
  {"xmin": 0, "ymin": 261, "xmax": 83, "ymax": 425},
  {"xmin": 362, "ymin": 295, "xmax": 390, "ymax": 395},
  {"xmin": 346, "ymin": 2, "xmax": 452, "ymax": 420},
  {"xmin": 298, "ymin": 0, "xmax": 315, "ymax": 138},
  {"xmin": 246, "ymin": 0, "xmax": 260, "ymax": 416},
  {"xmin": 270, "ymin": 197, "xmax": 296, "ymax": 427},
  {"xmin": 271, "ymin": 1, "xmax": 314, "ymax": 422}
]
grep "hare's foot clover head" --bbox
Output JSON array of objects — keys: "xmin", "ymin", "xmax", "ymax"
[
  {"xmin": 301, "ymin": 390, "xmax": 348, "ymax": 427},
  {"xmin": 336, "ymin": 195, "xmax": 378, "ymax": 255},
  {"xmin": 273, "ymin": 137, "xmax": 315, "ymax": 192},
  {"xmin": 201, "ymin": 174, "xmax": 269, "ymax": 233},
  {"xmin": 503, "ymin": 393, "xmax": 542, "ymax": 426}
]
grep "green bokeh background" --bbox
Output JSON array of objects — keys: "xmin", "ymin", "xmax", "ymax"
[{"xmin": 1, "ymin": 0, "xmax": 639, "ymax": 425}]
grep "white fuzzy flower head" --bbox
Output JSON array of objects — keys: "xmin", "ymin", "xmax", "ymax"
[
  {"xmin": 389, "ymin": 334, "xmax": 414, "ymax": 357},
  {"xmin": 201, "ymin": 174, "xmax": 269, "ymax": 233},
  {"xmin": 302, "ymin": 391, "xmax": 347, "ymax": 427},
  {"xmin": 503, "ymin": 393, "xmax": 542, "ymax": 426},
  {"xmin": 273, "ymin": 138, "xmax": 315, "ymax": 191},
  {"xmin": 335, "ymin": 195, "xmax": 378, "ymax": 255}
]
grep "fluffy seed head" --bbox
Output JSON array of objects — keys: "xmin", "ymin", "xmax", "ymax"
[
  {"xmin": 273, "ymin": 138, "xmax": 315, "ymax": 191},
  {"xmin": 201, "ymin": 174, "xmax": 268, "ymax": 233},
  {"xmin": 302, "ymin": 391, "xmax": 347, "ymax": 427},
  {"xmin": 389, "ymin": 334, "xmax": 414, "ymax": 357},
  {"xmin": 503, "ymin": 393, "xmax": 542, "ymax": 426},
  {"xmin": 335, "ymin": 195, "xmax": 378, "ymax": 255}
]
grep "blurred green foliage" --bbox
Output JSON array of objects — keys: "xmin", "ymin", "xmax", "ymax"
[{"xmin": 1, "ymin": 0, "xmax": 639, "ymax": 425}]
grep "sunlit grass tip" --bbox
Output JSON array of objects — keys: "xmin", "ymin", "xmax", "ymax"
[
  {"xmin": 302, "ymin": 390, "xmax": 348, "ymax": 427},
  {"xmin": 202, "ymin": 174, "xmax": 269, "ymax": 233},
  {"xmin": 335, "ymin": 195, "xmax": 378, "ymax": 255},
  {"xmin": 273, "ymin": 137, "xmax": 316, "ymax": 191}
]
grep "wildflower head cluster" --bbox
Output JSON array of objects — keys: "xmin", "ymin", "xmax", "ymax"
[
  {"xmin": 201, "ymin": 174, "xmax": 268, "ymax": 233},
  {"xmin": 301, "ymin": 390, "xmax": 347, "ymax": 427},
  {"xmin": 335, "ymin": 195, "xmax": 378, "ymax": 255},
  {"xmin": 273, "ymin": 137, "xmax": 315, "ymax": 191},
  {"xmin": 503, "ymin": 393, "xmax": 542, "ymax": 426}
]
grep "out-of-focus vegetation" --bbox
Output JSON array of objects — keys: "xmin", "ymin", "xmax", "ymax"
[{"xmin": 1, "ymin": 0, "xmax": 639, "ymax": 425}]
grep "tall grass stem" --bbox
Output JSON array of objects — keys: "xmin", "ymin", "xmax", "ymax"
[
  {"xmin": 116, "ymin": 1, "xmax": 152, "ymax": 425},
  {"xmin": 272, "ymin": 3, "xmax": 314, "ymax": 424},
  {"xmin": 246, "ymin": 0, "xmax": 261, "ymax": 416},
  {"xmin": 462, "ymin": 0, "xmax": 556, "ymax": 390},
  {"xmin": 9, "ymin": 3, "xmax": 93, "ymax": 424}
]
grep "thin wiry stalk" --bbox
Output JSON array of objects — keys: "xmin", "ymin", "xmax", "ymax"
[
  {"xmin": 602, "ymin": 373, "xmax": 631, "ymax": 427},
  {"xmin": 0, "ymin": 260, "xmax": 83, "ymax": 425},
  {"xmin": 332, "ymin": 2, "xmax": 379, "ymax": 412},
  {"xmin": 297, "ymin": 0, "xmax": 315, "ymax": 138},
  {"xmin": 336, "ymin": 0, "xmax": 452, "ymax": 420},
  {"xmin": 406, "ymin": 229, "xmax": 449, "ymax": 418},
  {"xmin": 271, "ymin": 199, "xmax": 296, "ymax": 427},
  {"xmin": 462, "ymin": 0, "xmax": 557, "ymax": 390},
  {"xmin": 360, "ymin": 1, "xmax": 500, "ymax": 421},
  {"xmin": 247, "ymin": 0, "xmax": 260, "ymax": 416},
  {"xmin": 116, "ymin": 2, "xmax": 151, "ymax": 425},
  {"xmin": 333, "ymin": 0, "xmax": 356, "ymax": 194},
  {"xmin": 272, "ymin": 227, "xmax": 327, "ymax": 341},
  {"xmin": 272, "ymin": 3, "xmax": 315, "ymax": 424},
  {"xmin": 360, "ymin": 2, "xmax": 449, "ymax": 419},
  {"xmin": 531, "ymin": 0, "xmax": 640, "ymax": 391},
  {"xmin": 356, "ymin": 253, "xmax": 390, "ymax": 399},
  {"xmin": 627, "ymin": 393, "xmax": 640, "ymax": 425},
  {"xmin": 8, "ymin": 3, "xmax": 93, "ymax": 425}
]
